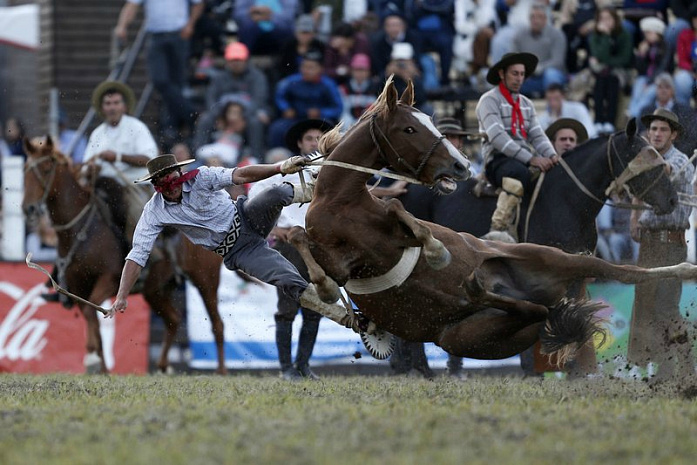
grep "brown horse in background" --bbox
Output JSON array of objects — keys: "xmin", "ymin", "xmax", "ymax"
[
  {"xmin": 289, "ymin": 78, "xmax": 697, "ymax": 366},
  {"xmin": 22, "ymin": 137, "xmax": 227, "ymax": 374}
]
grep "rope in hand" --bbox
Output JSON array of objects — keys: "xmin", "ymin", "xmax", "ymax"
[{"xmin": 25, "ymin": 253, "xmax": 109, "ymax": 315}]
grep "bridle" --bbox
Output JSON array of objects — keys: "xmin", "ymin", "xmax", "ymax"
[
  {"xmin": 369, "ymin": 113, "xmax": 446, "ymax": 179},
  {"xmin": 23, "ymin": 153, "xmax": 95, "ymax": 232},
  {"xmin": 555, "ymin": 133, "xmax": 666, "ymax": 208},
  {"xmin": 604, "ymin": 133, "xmax": 669, "ymax": 201},
  {"xmin": 306, "ymin": 113, "xmax": 448, "ymax": 186},
  {"xmin": 24, "ymin": 155, "xmax": 57, "ymax": 217}
]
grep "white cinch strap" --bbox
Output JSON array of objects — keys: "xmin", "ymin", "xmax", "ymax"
[{"xmin": 344, "ymin": 247, "xmax": 421, "ymax": 295}]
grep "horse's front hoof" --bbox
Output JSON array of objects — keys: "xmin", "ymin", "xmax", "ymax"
[
  {"xmin": 83, "ymin": 352, "xmax": 102, "ymax": 375},
  {"xmin": 316, "ymin": 278, "xmax": 341, "ymax": 303}
]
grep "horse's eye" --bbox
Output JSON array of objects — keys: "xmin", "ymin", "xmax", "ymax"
[{"xmin": 404, "ymin": 127, "xmax": 416, "ymax": 134}]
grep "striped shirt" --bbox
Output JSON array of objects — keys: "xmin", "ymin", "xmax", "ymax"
[
  {"xmin": 126, "ymin": 166, "xmax": 238, "ymax": 267},
  {"xmin": 476, "ymin": 86, "xmax": 557, "ymax": 166},
  {"xmin": 638, "ymin": 145, "xmax": 694, "ymax": 231}
]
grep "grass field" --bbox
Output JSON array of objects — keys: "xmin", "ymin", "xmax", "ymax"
[{"xmin": 1, "ymin": 373, "xmax": 696, "ymax": 465}]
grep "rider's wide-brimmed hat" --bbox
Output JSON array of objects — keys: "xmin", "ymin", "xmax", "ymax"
[
  {"xmin": 285, "ymin": 119, "xmax": 333, "ymax": 154},
  {"xmin": 135, "ymin": 154, "xmax": 196, "ymax": 183},
  {"xmin": 486, "ymin": 52, "xmax": 538, "ymax": 85},
  {"xmin": 436, "ymin": 117, "xmax": 468, "ymax": 136},
  {"xmin": 545, "ymin": 118, "xmax": 589, "ymax": 144},
  {"xmin": 640, "ymin": 108, "xmax": 683, "ymax": 135},
  {"xmin": 91, "ymin": 80, "xmax": 136, "ymax": 116}
]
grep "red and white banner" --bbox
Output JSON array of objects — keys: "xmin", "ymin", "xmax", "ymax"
[{"xmin": 0, "ymin": 262, "xmax": 150, "ymax": 374}]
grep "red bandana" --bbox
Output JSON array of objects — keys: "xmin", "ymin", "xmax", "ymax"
[
  {"xmin": 154, "ymin": 169, "xmax": 199, "ymax": 193},
  {"xmin": 498, "ymin": 81, "xmax": 527, "ymax": 138}
]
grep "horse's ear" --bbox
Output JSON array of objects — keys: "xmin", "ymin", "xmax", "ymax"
[
  {"xmin": 625, "ymin": 118, "xmax": 637, "ymax": 138},
  {"xmin": 386, "ymin": 76, "xmax": 398, "ymax": 112},
  {"xmin": 399, "ymin": 80, "xmax": 415, "ymax": 106},
  {"xmin": 45, "ymin": 134, "xmax": 54, "ymax": 149},
  {"xmin": 23, "ymin": 136, "xmax": 34, "ymax": 155}
]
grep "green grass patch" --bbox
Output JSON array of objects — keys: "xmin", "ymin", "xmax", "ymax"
[{"xmin": 1, "ymin": 374, "xmax": 696, "ymax": 465}]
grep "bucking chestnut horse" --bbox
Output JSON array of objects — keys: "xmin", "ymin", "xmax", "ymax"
[
  {"xmin": 22, "ymin": 137, "xmax": 227, "ymax": 374},
  {"xmin": 288, "ymin": 77, "xmax": 697, "ymax": 364}
]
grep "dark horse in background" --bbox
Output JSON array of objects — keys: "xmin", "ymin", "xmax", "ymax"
[
  {"xmin": 22, "ymin": 137, "xmax": 227, "ymax": 374},
  {"xmin": 288, "ymin": 78, "xmax": 693, "ymax": 365},
  {"xmin": 400, "ymin": 120, "xmax": 675, "ymax": 251},
  {"xmin": 398, "ymin": 120, "xmax": 676, "ymax": 371}
]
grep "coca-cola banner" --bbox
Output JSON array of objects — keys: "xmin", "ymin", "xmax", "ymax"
[{"xmin": 0, "ymin": 262, "xmax": 150, "ymax": 374}]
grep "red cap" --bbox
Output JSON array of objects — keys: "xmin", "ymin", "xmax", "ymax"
[{"xmin": 225, "ymin": 42, "xmax": 249, "ymax": 61}]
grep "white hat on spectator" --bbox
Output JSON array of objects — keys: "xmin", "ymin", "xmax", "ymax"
[
  {"xmin": 640, "ymin": 17, "xmax": 665, "ymax": 36},
  {"xmin": 391, "ymin": 42, "xmax": 414, "ymax": 60}
]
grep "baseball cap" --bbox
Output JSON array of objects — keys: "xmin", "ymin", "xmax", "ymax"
[
  {"xmin": 350, "ymin": 53, "xmax": 371, "ymax": 70},
  {"xmin": 225, "ymin": 42, "xmax": 249, "ymax": 61},
  {"xmin": 391, "ymin": 42, "xmax": 414, "ymax": 61}
]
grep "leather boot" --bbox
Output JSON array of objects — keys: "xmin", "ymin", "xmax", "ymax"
[
  {"xmin": 276, "ymin": 319, "xmax": 301, "ymax": 381},
  {"xmin": 482, "ymin": 177, "xmax": 524, "ymax": 243},
  {"xmin": 295, "ymin": 317, "xmax": 321, "ymax": 380},
  {"xmin": 289, "ymin": 179, "xmax": 315, "ymax": 204}
]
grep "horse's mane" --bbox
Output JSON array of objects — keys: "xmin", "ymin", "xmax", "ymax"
[
  {"xmin": 318, "ymin": 76, "xmax": 401, "ymax": 158},
  {"xmin": 560, "ymin": 134, "xmax": 609, "ymax": 162},
  {"xmin": 318, "ymin": 122, "xmax": 344, "ymax": 158}
]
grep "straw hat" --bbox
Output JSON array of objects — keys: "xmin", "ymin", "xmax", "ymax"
[
  {"xmin": 135, "ymin": 154, "xmax": 196, "ymax": 183},
  {"xmin": 91, "ymin": 81, "xmax": 136, "ymax": 116},
  {"xmin": 486, "ymin": 52, "xmax": 538, "ymax": 85},
  {"xmin": 545, "ymin": 118, "xmax": 589, "ymax": 144}
]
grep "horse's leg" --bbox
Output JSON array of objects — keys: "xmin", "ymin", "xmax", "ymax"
[
  {"xmin": 438, "ymin": 310, "xmax": 543, "ymax": 360},
  {"xmin": 182, "ymin": 243, "xmax": 227, "ymax": 375},
  {"xmin": 384, "ymin": 199, "xmax": 450, "ymax": 269},
  {"xmin": 80, "ymin": 303, "xmax": 105, "ymax": 374},
  {"xmin": 144, "ymin": 259, "xmax": 181, "ymax": 373},
  {"xmin": 499, "ymin": 242, "xmax": 697, "ymax": 286},
  {"xmin": 82, "ymin": 275, "xmax": 119, "ymax": 374},
  {"xmin": 288, "ymin": 226, "xmax": 342, "ymax": 303}
]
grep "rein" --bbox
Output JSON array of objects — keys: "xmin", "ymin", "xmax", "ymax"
[
  {"xmin": 306, "ymin": 114, "xmax": 447, "ymax": 187},
  {"xmin": 24, "ymin": 155, "xmax": 57, "ymax": 213},
  {"xmin": 521, "ymin": 135, "xmax": 661, "ymax": 241}
]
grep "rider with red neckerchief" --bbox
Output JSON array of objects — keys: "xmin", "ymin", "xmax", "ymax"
[{"xmin": 476, "ymin": 52, "xmax": 558, "ymax": 242}]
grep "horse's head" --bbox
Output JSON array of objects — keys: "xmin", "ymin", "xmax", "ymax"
[
  {"xmin": 22, "ymin": 136, "xmax": 68, "ymax": 225},
  {"xmin": 366, "ymin": 77, "xmax": 471, "ymax": 194},
  {"xmin": 609, "ymin": 119, "xmax": 677, "ymax": 215}
]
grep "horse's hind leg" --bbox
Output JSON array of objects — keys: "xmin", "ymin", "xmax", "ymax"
[
  {"xmin": 288, "ymin": 226, "xmax": 341, "ymax": 303},
  {"xmin": 183, "ymin": 246, "xmax": 227, "ymax": 375},
  {"xmin": 144, "ymin": 260, "xmax": 181, "ymax": 374},
  {"xmin": 438, "ymin": 311, "xmax": 543, "ymax": 360},
  {"xmin": 385, "ymin": 198, "xmax": 450, "ymax": 269}
]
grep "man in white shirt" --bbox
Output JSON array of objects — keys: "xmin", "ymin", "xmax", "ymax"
[
  {"xmin": 83, "ymin": 81, "xmax": 159, "ymax": 241},
  {"xmin": 248, "ymin": 119, "xmax": 332, "ymax": 381}
]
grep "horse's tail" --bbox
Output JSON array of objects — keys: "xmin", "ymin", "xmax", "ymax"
[
  {"xmin": 318, "ymin": 122, "xmax": 344, "ymax": 157},
  {"xmin": 539, "ymin": 298, "xmax": 607, "ymax": 367}
]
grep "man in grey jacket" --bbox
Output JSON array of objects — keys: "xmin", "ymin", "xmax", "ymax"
[{"xmin": 475, "ymin": 52, "xmax": 558, "ymax": 242}]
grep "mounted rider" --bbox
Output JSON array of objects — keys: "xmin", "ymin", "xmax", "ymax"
[
  {"xmin": 476, "ymin": 52, "xmax": 558, "ymax": 242},
  {"xmin": 82, "ymin": 81, "xmax": 158, "ymax": 244}
]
